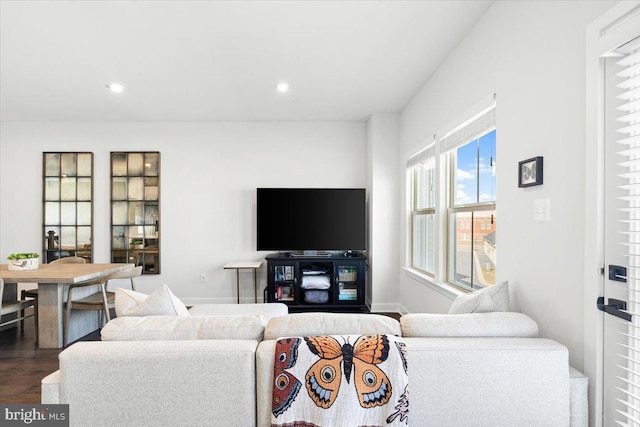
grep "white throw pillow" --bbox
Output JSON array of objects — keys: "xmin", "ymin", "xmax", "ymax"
[
  {"xmin": 115, "ymin": 285, "xmax": 190, "ymax": 317},
  {"xmin": 448, "ymin": 281, "xmax": 509, "ymax": 314},
  {"xmin": 115, "ymin": 288, "xmax": 148, "ymax": 317}
]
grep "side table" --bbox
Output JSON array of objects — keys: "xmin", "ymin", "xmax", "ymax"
[{"xmin": 223, "ymin": 261, "xmax": 263, "ymax": 303}]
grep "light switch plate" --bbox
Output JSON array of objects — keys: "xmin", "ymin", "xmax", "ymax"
[{"xmin": 534, "ymin": 198, "xmax": 551, "ymax": 222}]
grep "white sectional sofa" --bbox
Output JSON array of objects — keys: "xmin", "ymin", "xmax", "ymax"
[{"xmin": 42, "ymin": 309, "xmax": 588, "ymax": 427}]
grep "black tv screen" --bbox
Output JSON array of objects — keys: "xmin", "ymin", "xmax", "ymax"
[{"xmin": 257, "ymin": 188, "xmax": 366, "ymax": 251}]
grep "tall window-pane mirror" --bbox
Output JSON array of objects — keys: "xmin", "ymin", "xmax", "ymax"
[
  {"xmin": 43, "ymin": 152, "xmax": 93, "ymax": 262},
  {"xmin": 110, "ymin": 152, "xmax": 160, "ymax": 274}
]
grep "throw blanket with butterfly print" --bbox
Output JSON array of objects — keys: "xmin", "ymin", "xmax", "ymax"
[{"xmin": 272, "ymin": 334, "xmax": 409, "ymax": 427}]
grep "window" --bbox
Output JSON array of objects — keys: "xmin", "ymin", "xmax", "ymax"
[
  {"xmin": 407, "ymin": 96, "xmax": 496, "ymax": 291},
  {"xmin": 448, "ymin": 129, "xmax": 496, "ymax": 290},
  {"xmin": 410, "ymin": 156, "xmax": 435, "ymax": 274}
]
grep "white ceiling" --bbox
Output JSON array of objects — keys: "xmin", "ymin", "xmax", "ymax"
[{"xmin": 0, "ymin": 1, "xmax": 492, "ymax": 122}]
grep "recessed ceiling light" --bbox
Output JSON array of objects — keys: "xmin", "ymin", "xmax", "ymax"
[
  {"xmin": 106, "ymin": 83, "xmax": 125, "ymax": 93},
  {"xmin": 275, "ymin": 82, "xmax": 289, "ymax": 93}
]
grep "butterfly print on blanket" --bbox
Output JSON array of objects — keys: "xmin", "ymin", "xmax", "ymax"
[
  {"xmin": 272, "ymin": 337, "xmax": 302, "ymax": 417},
  {"xmin": 304, "ymin": 335, "xmax": 392, "ymax": 409},
  {"xmin": 395, "ymin": 341, "xmax": 408, "ymax": 375}
]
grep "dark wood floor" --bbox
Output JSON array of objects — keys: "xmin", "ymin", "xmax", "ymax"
[
  {"xmin": 0, "ymin": 310, "xmax": 400, "ymax": 404},
  {"xmin": 0, "ymin": 310, "xmax": 100, "ymax": 404}
]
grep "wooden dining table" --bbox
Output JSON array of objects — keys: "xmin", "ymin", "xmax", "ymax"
[{"xmin": 0, "ymin": 262, "xmax": 134, "ymax": 348}]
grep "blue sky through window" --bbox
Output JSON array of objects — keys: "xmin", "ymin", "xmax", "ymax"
[{"xmin": 455, "ymin": 129, "xmax": 496, "ymax": 205}]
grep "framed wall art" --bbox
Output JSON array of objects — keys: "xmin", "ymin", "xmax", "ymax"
[{"xmin": 518, "ymin": 156, "xmax": 543, "ymax": 188}]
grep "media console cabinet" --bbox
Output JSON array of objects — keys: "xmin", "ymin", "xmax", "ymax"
[{"xmin": 265, "ymin": 252, "xmax": 367, "ymax": 312}]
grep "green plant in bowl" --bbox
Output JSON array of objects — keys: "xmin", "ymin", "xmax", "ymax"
[
  {"xmin": 7, "ymin": 252, "xmax": 40, "ymax": 260},
  {"xmin": 7, "ymin": 252, "xmax": 40, "ymax": 270}
]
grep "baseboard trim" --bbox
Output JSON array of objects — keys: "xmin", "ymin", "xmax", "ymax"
[{"xmin": 369, "ymin": 302, "xmax": 402, "ymax": 313}]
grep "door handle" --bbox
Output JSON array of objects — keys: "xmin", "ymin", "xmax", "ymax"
[{"xmin": 597, "ymin": 297, "xmax": 632, "ymax": 321}]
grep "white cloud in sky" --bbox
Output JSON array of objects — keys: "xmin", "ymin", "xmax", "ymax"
[
  {"xmin": 457, "ymin": 190, "xmax": 470, "ymax": 202},
  {"xmin": 457, "ymin": 183, "xmax": 483, "ymax": 203},
  {"xmin": 479, "ymin": 193, "xmax": 492, "ymax": 202},
  {"xmin": 457, "ymin": 183, "xmax": 472, "ymax": 203},
  {"xmin": 456, "ymin": 168, "xmax": 475, "ymax": 180},
  {"xmin": 479, "ymin": 157, "xmax": 496, "ymax": 176}
]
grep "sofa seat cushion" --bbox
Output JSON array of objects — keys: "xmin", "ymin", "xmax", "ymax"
[
  {"xmin": 188, "ymin": 302, "xmax": 288, "ymax": 319},
  {"xmin": 264, "ymin": 312, "xmax": 401, "ymax": 340},
  {"xmin": 569, "ymin": 366, "xmax": 589, "ymax": 427},
  {"xmin": 101, "ymin": 314, "xmax": 266, "ymax": 341},
  {"xmin": 41, "ymin": 370, "xmax": 61, "ymax": 404},
  {"xmin": 400, "ymin": 312, "xmax": 538, "ymax": 338}
]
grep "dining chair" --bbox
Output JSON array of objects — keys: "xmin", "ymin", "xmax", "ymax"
[
  {"xmin": 62, "ymin": 266, "xmax": 141, "ymax": 346},
  {"xmin": 107, "ymin": 265, "xmax": 142, "ymax": 292},
  {"xmin": 1, "ymin": 278, "xmax": 38, "ymax": 342},
  {"xmin": 21, "ymin": 256, "xmax": 86, "ymax": 300}
]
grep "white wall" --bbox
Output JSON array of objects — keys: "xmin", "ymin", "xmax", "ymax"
[
  {"xmin": 366, "ymin": 113, "xmax": 401, "ymax": 312},
  {"xmin": 0, "ymin": 122, "xmax": 366, "ymax": 304},
  {"xmin": 399, "ymin": 0, "xmax": 615, "ymax": 369}
]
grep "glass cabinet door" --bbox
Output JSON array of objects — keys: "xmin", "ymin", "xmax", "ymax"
[
  {"xmin": 335, "ymin": 262, "xmax": 363, "ymax": 304},
  {"xmin": 110, "ymin": 152, "xmax": 160, "ymax": 274},
  {"xmin": 43, "ymin": 152, "xmax": 93, "ymax": 263},
  {"xmin": 272, "ymin": 263, "xmax": 296, "ymax": 302}
]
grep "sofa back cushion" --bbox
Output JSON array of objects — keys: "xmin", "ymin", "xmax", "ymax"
[
  {"xmin": 403, "ymin": 337, "xmax": 570, "ymax": 426},
  {"xmin": 264, "ymin": 312, "xmax": 401, "ymax": 340},
  {"xmin": 59, "ymin": 340, "xmax": 257, "ymax": 427},
  {"xmin": 400, "ymin": 312, "xmax": 538, "ymax": 338},
  {"xmin": 101, "ymin": 314, "xmax": 266, "ymax": 341}
]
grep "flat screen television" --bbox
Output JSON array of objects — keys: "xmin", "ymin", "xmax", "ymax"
[{"xmin": 257, "ymin": 188, "xmax": 366, "ymax": 252}]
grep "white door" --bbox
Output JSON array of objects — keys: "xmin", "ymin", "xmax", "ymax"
[{"xmin": 602, "ymin": 32, "xmax": 640, "ymax": 426}]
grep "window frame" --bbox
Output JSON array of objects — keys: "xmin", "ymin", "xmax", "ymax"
[
  {"xmin": 446, "ymin": 130, "xmax": 496, "ymax": 291},
  {"xmin": 406, "ymin": 100, "xmax": 496, "ymax": 292},
  {"xmin": 409, "ymin": 159, "xmax": 436, "ymax": 276}
]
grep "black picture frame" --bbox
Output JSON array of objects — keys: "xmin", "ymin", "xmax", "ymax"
[{"xmin": 518, "ymin": 156, "xmax": 543, "ymax": 188}]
